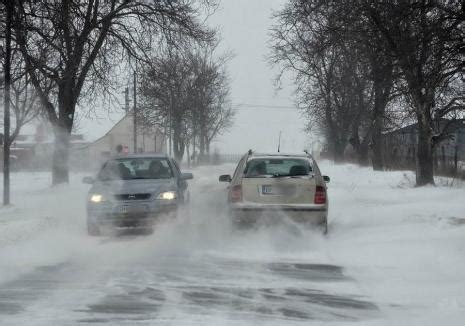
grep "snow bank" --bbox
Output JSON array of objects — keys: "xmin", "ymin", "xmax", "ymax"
[
  {"xmin": 319, "ymin": 161, "xmax": 465, "ymax": 325},
  {"xmin": 0, "ymin": 172, "xmax": 93, "ymax": 283}
]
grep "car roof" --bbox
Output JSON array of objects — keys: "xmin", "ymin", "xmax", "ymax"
[{"xmin": 247, "ymin": 152, "xmax": 313, "ymax": 159}]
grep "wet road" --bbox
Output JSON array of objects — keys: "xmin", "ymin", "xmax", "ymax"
[{"xmin": 0, "ymin": 175, "xmax": 379, "ymax": 325}]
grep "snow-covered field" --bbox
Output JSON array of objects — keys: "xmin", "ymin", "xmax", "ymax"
[{"xmin": 0, "ymin": 162, "xmax": 464, "ymax": 325}]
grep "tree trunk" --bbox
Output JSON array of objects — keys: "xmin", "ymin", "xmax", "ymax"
[
  {"xmin": 173, "ymin": 132, "xmax": 185, "ymax": 162},
  {"xmin": 441, "ymin": 146, "xmax": 446, "ymax": 171},
  {"xmin": 199, "ymin": 128, "xmax": 206, "ymax": 163},
  {"xmin": 370, "ymin": 57, "xmax": 393, "ymax": 171},
  {"xmin": 52, "ymin": 86, "xmax": 75, "ymax": 185},
  {"xmin": 371, "ymin": 87, "xmax": 385, "ymax": 170},
  {"xmin": 332, "ymin": 138, "xmax": 346, "ymax": 163},
  {"xmin": 371, "ymin": 126, "xmax": 384, "ymax": 170},
  {"xmin": 192, "ymin": 132, "xmax": 196, "ymax": 165},
  {"xmin": 52, "ymin": 125, "xmax": 71, "ymax": 185},
  {"xmin": 2, "ymin": 0, "xmax": 12, "ymax": 205},
  {"xmin": 326, "ymin": 125, "xmax": 344, "ymax": 163},
  {"xmin": 349, "ymin": 127, "xmax": 370, "ymax": 166},
  {"xmin": 416, "ymin": 114, "xmax": 435, "ymax": 186},
  {"xmin": 358, "ymin": 141, "xmax": 370, "ymax": 166}
]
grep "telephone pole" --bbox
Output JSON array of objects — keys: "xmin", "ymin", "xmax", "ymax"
[
  {"xmin": 124, "ymin": 87, "xmax": 129, "ymax": 113},
  {"xmin": 133, "ymin": 71, "xmax": 137, "ymax": 153}
]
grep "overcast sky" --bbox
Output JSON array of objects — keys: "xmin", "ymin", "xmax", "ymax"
[
  {"xmin": 208, "ymin": 0, "xmax": 308, "ymax": 154},
  {"xmin": 80, "ymin": 0, "xmax": 309, "ymax": 155}
]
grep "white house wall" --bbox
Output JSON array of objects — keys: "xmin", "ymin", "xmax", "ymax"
[{"xmin": 73, "ymin": 115, "xmax": 166, "ymax": 170}]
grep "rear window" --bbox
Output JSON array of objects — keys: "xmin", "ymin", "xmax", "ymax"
[{"xmin": 244, "ymin": 158, "xmax": 312, "ymax": 178}]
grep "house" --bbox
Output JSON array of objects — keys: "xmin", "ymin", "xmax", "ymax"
[
  {"xmin": 1, "ymin": 131, "xmax": 90, "ymax": 170},
  {"xmin": 383, "ymin": 119, "xmax": 465, "ymax": 171},
  {"xmin": 74, "ymin": 114, "xmax": 166, "ymax": 170}
]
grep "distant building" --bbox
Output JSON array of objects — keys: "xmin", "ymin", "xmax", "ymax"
[
  {"xmin": 1, "ymin": 130, "xmax": 89, "ymax": 170},
  {"xmin": 1, "ymin": 114, "xmax": 166, "ymax": 171},
  {"xmin": 74, "ymin": 114, "xmax": 166, "ymax": 170},
  {"xmin": 383, "ymin": 119, "xmax": 465, "ymax": 171}
]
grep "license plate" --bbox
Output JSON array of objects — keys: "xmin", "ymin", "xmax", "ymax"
[
  {"xmin": 261, "ymin": 185, "xmax": 295, "ymax": 196},
  {"xmin": 119, "ymin": 205, "xmax": 131, "ymax": 214},
  {"xmin": 262, "ymin": 185, "xmax": 273, "ymax": 194}
]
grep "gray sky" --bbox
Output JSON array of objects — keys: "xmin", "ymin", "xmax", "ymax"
[
  {"xmin": 208, "ymin": 0, "xmax": 308, "ymax": 154},
  {"xmin": 81, "ymin": 0, "xmax": 309, "ymax": 154}
]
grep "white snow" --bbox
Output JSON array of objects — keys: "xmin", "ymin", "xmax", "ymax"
[{"xmin": 0, "ymin": 161, "xmax": 464, "ymax": 325}]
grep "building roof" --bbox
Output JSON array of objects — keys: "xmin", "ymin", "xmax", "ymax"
[
  {"xmin": 385, "ymin": 119, "xmax": 465, "ymax": 135},
  {"xmin": 85, "ymin": 114, "xmax": 130, "ymax": 147}
]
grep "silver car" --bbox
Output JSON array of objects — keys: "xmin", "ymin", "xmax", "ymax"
[
  {"xmin": 219, "ymin": 151, "xmax": 329, "ymax": 232},
  {"xmin": 83, "ymin": 154, "xmax": 193, "ymax": 235}
]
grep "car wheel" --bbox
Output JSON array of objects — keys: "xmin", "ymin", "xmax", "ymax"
[
  {"xmin": 161, "ymin": 208, "xmax": 178, "ymax": 220},
  {"xmin": 87, "ymin": 218, "xmax": 101, "ymax": 236},
  {"xmin": 322, "ymin": 219, "xmax": 328, "ymax": 235},
  {"xmin": 171, "ymin": 208, "xmax": 178, "ymax": 219}
]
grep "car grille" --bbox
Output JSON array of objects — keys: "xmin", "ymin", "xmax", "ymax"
[{"xmin": 114, "ymin": 193, "xmax": 151, "ymax": 201}]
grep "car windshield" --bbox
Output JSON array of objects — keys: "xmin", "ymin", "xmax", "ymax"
[
  {"xmin": 244, "ymin": 158, "xmax": 312, "ymax": 178},
  {"xmin": 98, "ymin": 158, "xmax": 173, "ymax": 181}
]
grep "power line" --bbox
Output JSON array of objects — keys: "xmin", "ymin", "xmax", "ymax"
[{"xmin": 232, "ymin": 103, "xmax": 298, "ymax": 110}]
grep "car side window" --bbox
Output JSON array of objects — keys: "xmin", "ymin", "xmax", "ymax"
[
  {"xmin": 311, "ymin": 158, "xmax": 320, "ymax": 175},
  {"xmin": 232, "ymin": 157, "xmax": 246, "ymax": 180}
]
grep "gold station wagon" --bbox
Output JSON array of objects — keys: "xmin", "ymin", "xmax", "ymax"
[{"xmin": 219, "ymin": 151, "xmax": 330, "ymax": 233}]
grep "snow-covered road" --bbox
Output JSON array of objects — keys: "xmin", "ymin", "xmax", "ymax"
[{"xmin": 0, "ymin": 162, "xmax": 464, "ymax": 325}]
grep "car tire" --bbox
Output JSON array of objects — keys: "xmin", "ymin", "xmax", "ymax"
[
  {"xmin": 171, "ymin": 208, "xmax": 178, "ymax": 219},
  {"xmin": 87, "ymin": 218, "xmax": 101, "ymax": 236},
  {"xmin": 322, "ymin": 219, "xmax": 328, "ymax": 235}
]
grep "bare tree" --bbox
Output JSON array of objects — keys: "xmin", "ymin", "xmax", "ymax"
[
  {"xmin": 1, "ymin": 0, "xmax": 45, "ymax": 205},
  {"xmin": 187, "ymin": 45, "xmax": 233, "ymax": 163},
  {"xmin": 1, "ymin": 0, "xmax": 12, "ymax": 205},
  {"xmin": 139, "ymin": 42, "xmax": 233, "ymax": 163},
  {"xmin": 270, "ymin": 1, "xmax": 377, "ymax": 163},
  {"xmin": 363, "ymin": 0, "xmax": 464, "ymax": 185},
  {"xmin": 271, "ymin": 0, "xmax": 463, "ymax": 185},
  {"xmin": 138, "ymin": 48, "xmax": 192, "ymax": 161},
  {"xmin": 11, "ymin": 0, "xmax": 212, "ymax": 184}
]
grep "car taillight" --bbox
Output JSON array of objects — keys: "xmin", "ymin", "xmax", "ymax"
[
  {"xmin": 230, "ymin": 185, "xmax": 242, "ymax": 203},
  {"xmin": 314, "ymin": 186, "xmax": 326, "ymax": 204}
]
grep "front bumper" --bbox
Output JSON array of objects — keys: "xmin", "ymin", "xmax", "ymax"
[
  {"xmin": 87, "ymin": 200, "xmax": 177, "ymax": 227},
  {"xmin": 229, "ymin": 203, "xmax": 327, "ymax": 226}
]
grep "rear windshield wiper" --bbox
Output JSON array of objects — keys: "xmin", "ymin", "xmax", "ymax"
[
  {"xmin": 272, "ymin": 173, "xmax": 289, "ymax": 178},
  {"xmin": 273, "ymin": 174, "xmax": 310, "ymax": 178}
]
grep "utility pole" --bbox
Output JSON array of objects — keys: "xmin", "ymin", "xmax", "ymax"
[
  {"xmin": 124, "ymin": 87, "xmax": 129, "ymax": 113},
  {"xmin": 3, "ymin": 0, "xmax": 12, "ymax": 206},
  {"xmin": 133, "ymin": 71, "xmax": 137, "ymax": 153},
  {"xmin": 168, "ymin": 92, "xmax": 172, "ymax": 156}
]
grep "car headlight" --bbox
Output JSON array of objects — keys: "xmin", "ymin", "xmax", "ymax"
[
  {"xmin": 90, "ymin": 194, "xmax": 104, "ymax": 203},
  {"xmin": 156, "ymin": 191, "xmax": 177, "ymax": 200}
]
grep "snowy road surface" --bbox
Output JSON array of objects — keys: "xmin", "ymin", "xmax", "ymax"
[{"xmin": 0, "ymin": 162, "xmax": 465, "ymax": 325}]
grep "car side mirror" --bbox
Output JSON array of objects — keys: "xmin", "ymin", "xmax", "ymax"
[
  {"xmin": 82, "ymin": 176, "xmax": 95, "ymax": 184},
  {"xmin": 181, "ymin": 172, "xmax": 193, "ymax": 180},
  {"xmin": 219, "ymin": 174, "xmax": 232, "ymax": 182},
  {"xmin": 323, "ymin": 175, "xmax": 330, "ymax": 183}
]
